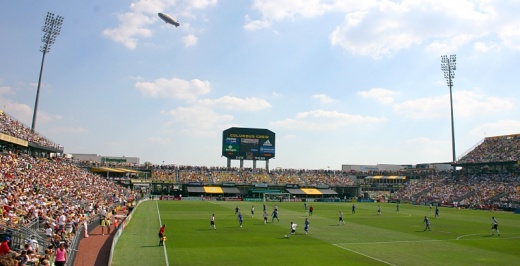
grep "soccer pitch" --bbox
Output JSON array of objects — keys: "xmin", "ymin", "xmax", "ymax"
[{"xmin": 111, "ymin": 200, "xmax": 520, "ymax": 266}]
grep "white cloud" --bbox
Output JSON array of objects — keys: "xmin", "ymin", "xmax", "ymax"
[
  {"xmin": 393, "ymin": 90, "xmax": 514, "ymax": 119},
  {"xmin": 189, "ymin": 0, "xmax": 218, "ymax": 9},
  {"xmin": 270, "ymin": 109, "xmax": 385, "ymax": 130},
  {"xmin": 244, "ymin": 16, "xmax": 271, "ymax": 31},
  {"xmin": 47, "ymin": 127, "xmax": 87, "ymax": 134},
  {"xmin": 357, "ymin": 88, "xmax": 397, "ymax": 104},
  {"xmin": 311, "ymin": 94, "xmax": 335, "ymax": 104},
  {"xmin": 247, "ymin": 1, "xmax": 520, "ymax": 57},
  {"xmin": 102, "ymin": 0, "xmax": 219, "ymax": 48},
  {"xmin": 404, "ymin": 137, "xmax": 448, "ymax": 162},
  {"xmin": 470, "ymin": 119, "xmax": 520, "ymax": 137},
  {"xmin": 183, "ymin": 34, "xmax": 198, "ymax": 47},
  {"xmin": 164, "ymin": 106, "xmax": 233, "ymax": 134},
  {"xmin": 473, "ymin": 41, "xmax": 499, "ymax": 53},
  {"xmin": 245, "ymin": 0, "xmax": 349, "ymax": 30},
  {"xmin": 272, "ymin": 91, "xmax": 282, "ymax": 97},
  {"xmin": 498, "ymin": 23, "xmax": 520, "ymax": 50},
  {"xmin": 102, "ymin": 11, "xmax": 157, "ymax": 49},
  {"xmin": 197, "ymin": 96, "xmax": 271, "ymax": 111},
  {"xmin": 0, "ymin": 100, "xmax": 33, "ymax": 125},
  {"xmin": 330, "ymin": 1, "xmax": 480, "ymax": 58},
  {"xmin": 147, "ymin": 137, "xmax": 171, "ymax": 144},
  {"xmin": 135, "ymin": 77, "xmax": 211, "ymax": 101},
  {"xmin": 0, "ymin": 86, "xmax": 14, "ymax": 95},
  {"xmin": 130, "ymin": 0, "xmax": 168, "ymax": 13}
]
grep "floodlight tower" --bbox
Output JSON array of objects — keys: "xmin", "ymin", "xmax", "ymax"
[
  {"xmin": 31, "ymin": 12, "xmax": 64, "ymax": 132},
  {"xmin": 441, "ymin": 54, "xmax": 456, "ymax": 169}
]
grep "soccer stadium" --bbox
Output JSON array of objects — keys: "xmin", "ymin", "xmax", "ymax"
[{"xmin": 1, "ymin": 110, "xmax": 519, "ymax": 265}]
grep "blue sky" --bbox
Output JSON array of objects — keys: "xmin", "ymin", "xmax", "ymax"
[{"xmin": 1, "ymin": 0, "xmax": 519, "ymax": 170}]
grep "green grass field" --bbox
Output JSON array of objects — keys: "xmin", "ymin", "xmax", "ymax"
[{"xmin": 111, "ymin": 200, "xmax": 520, "ymax": 266}]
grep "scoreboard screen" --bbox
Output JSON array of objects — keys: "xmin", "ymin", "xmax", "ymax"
[{"xmin": 222, "ymin": 127, "xmax": 275, "ymax": 160}]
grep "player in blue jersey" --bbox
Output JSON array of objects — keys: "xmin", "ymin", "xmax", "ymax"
[
  {"xmin": 423, "ymin": 216, "xmax": 431, "ymax": 231},
  {"xmin": 238, "ymin": 212, "xmax": 243, "ymax": 228},
  {"xmin": 272, "ymin": 209, "xmax": 279, "ymax": 223},
  {"xmin": 304, "ymin": 218, "xmax": 310, "ymax": 234}
]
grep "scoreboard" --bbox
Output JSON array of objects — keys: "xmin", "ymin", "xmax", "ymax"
[{"xmin": 222, "ymin": 127, "xmax": 275, "ymax": 160}]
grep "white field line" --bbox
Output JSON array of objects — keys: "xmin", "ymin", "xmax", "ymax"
[
  {"xmin": 156, "ymin": 200, "xmax": 170, "ymax": 266},
  {"xmin": 334, "ymin": 235, "xmax": 520, "ymax": 265},
  {"xmin": 337, "ymin": 239, "xmax": 446, "ymax": 245},
  {"xmin": 336, "ymin": 234, "xmax": 520, "ymax": 246},
  {"xmin": 333, "ymin": 244, "xmax": 396, "ymax": 266}
]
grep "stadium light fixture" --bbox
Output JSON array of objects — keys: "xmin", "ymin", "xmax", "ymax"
[
  {"xmin": 31, "ymin": 12, "xmax": 64, "ymax": 132},
  {"xmin": 441, "ymin": 54, "xmax": 456, "ymax": 168}
]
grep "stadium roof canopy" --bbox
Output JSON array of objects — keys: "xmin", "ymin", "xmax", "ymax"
[
  {"xmin": 286, "ymin": 188, "xmax": 337, "ymax": 195},
  {"xmin": 90, "ymin": 167, "xmax": 144, "ymax": 174},
  {"xmin": 187, "ymin": 186, "xmax": 240, "ymax": 194}
]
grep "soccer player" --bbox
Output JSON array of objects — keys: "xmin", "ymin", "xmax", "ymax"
[
  {"xmin": 238, "ymin": 212, "xmax": 243, "ymax": 228},
  {"xmin": 158, "ymin": 224, "xmax": 166, "ymax": 246},
  {"xmin": 338, "ymin": 211, "xmax": 345, "ymax": 225},
  {"xmin": 423, "ymin": 216, "xmax": 431, "ymax": 231},
  {"xmin": 377, "ymin": 205, "xmax": 381, "ymax": 215},
  {"xmin": 304, "ymin": 202, "xmax": 308, "ymax": 213},
  {"xmin": 435, "ymin": 206, "xmax": 439, "ymax": 218},
  {"xmin": 272, "ymin": 209, "xmax": 279, "ymax": 223},
  {"xmin": 396, "ymin": 203, "xmax": 400, "ymax": 212},
  {"xmin": 309, "ymin": 206, "xmax": 314, "ymax": 216},
  {"xmin": 263, "ymin": 210, "xmax": 268, "ymax": 225},
  {"xmin": 235, "ymin": 206, "xmax": 240, "ymax": 215},
  {"xmin": 251, "ymin": 206, "xmax": 255, "ymax": 218},
  {"xmin": 304, "ymin": 218, "xmax": 310, "ymax": 234},
  {"xmin": 491, "ymin": 217, "xmax": 500, "ymax": 236},
  {"xmin": 289, "ymin": 222, "xmax": 297, "ymax": 236},
  {"xmin": 352, "ymin": 204, "xmax": 356, "ymax": 214},
  {"xmin": 209, "ymin": 214, "xmax": 216, "ymax": 230}
]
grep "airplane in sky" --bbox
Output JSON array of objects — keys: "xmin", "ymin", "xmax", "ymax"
[{"xmin": 158, "ymin": 12, "xmax": 180, "ymax": 27}]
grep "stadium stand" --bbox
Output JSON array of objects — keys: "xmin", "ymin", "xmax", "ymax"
[
  {"xmin": 457, "ymin": 134, "xmax": 520, "ymax": 164},
  {"xmin": 1, "ymin": 110, "xmax": 519, "ymax": 264}
]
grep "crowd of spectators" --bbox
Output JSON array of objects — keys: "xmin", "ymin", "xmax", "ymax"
[
  {"xmin": 0, "ymin": 111, "xmax": 62, "ymax": 151},
  {"xmin": 148, "ymin": 166, "xmax": 357, "ymax": 187},
  {"xmin": 0, "ymin": 152, "xmax": 135, "ymax": 265},
  {"xmin": 458, "ymin": 134, "xmax": 520, "ymax": 163},
  {"xmin": 395, "ymin": 172, "xmax": 520, "ymax": 208}
]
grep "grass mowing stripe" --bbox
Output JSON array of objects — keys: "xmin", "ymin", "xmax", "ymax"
[{"xmin": 156, "ymin": 200, "xmax": 169, "ymax": 266}]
